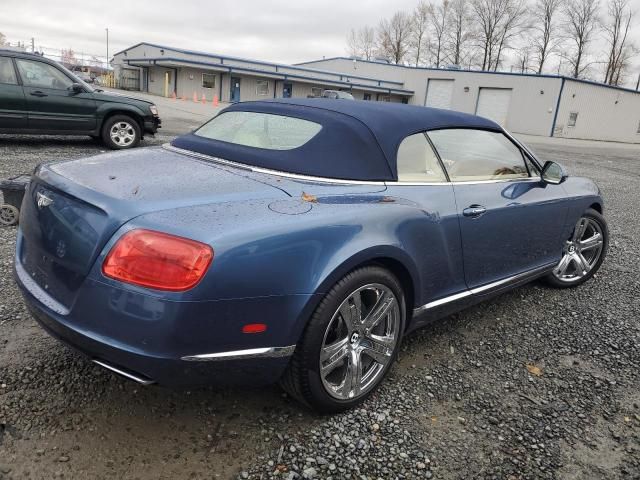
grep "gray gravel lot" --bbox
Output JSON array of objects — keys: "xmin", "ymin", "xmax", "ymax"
[{"xmin": 0, "ymin": 132, "xmax": 638, "ymax": 480}]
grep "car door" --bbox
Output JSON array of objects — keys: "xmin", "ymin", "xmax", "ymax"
[
  {"xmin": 427, "ymin": 128, "xmax": 568, "ymax": 289},
  {"xmin": 385, "ymin": 132, "xmax": 467, "ymax": 308},
  {"xmin": 0, "ymin": 56, "xmax": 27, "ymax": 130},
  {"xmin": 14, "ymin": 58, "xmax": 96, "ymax": 133}
]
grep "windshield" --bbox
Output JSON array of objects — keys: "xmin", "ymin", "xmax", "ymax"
[{"xmin": 194, "ymin": 111, "xmax": 322, "ymax": 150}]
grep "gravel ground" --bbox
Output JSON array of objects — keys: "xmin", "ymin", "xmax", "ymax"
[{"xmin": 0, "ymin": 134, "xmax": 638, "ymax": 480}]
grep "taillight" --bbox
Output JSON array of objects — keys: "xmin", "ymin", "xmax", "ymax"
[{"xmin": 102, "ymin": 229, "xmax": 213, "ymax": 291}]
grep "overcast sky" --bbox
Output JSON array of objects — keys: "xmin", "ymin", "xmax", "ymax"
[{"xmin": 2, "ymin": 0, "xmax": 639, "ymax": 85}]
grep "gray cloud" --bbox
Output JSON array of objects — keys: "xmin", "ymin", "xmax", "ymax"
[{"xmin": 2, "ymin": 0, "xmax": 639, "ymax": 84}]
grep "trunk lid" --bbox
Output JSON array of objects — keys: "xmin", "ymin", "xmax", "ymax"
[{"xmin": 17, "ymin": 147, "xmax": 288, "ymax": 309}]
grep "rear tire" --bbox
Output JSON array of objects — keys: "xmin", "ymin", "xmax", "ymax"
[
  {"xmin": 544, "ymin": 208, "xmax": 608, "ymax": 288},
  {"xmin": 101, "ymin": 115, "xmax": 141, "ymax": 150},
  {"xmin": 280, "ymin": 266, "xmax": 405, "ymax": 413}
]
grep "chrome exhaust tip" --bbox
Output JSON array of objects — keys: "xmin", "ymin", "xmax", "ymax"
[{"xmin": 92, "ymin": 359, "xmax": 155, "ymax": 386}]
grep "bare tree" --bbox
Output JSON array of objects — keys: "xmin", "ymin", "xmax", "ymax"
[
  {"xmin": 445, "ymin": 0, "xmax": 473, "ymax": 66},
  {"xmin": 377, "ymin": 11, "xmax": 413, "ymax": 64},
  {"xmin": 347, "ymin": 26, "xmax": 376, "ymax": 60},
  {"xmin": 531, "ymin": 0, "xmax": 564, "ymax": 73},
  {"xmin": 514, "ymin": 45, "xmax": 533, "ymax": 72},
  {"xmin": 411, "ymin": 1, "xmax": 432, "ymax": 66},
  {"xmin": 561, "ymin": 0, "xmax": 600, "ymax": 78},
  {"xmin": 602, "ymin": 0, "xmax": 634, "ymax": 85},
  {"xmin": 430, "ymin": 0, "xmax": 451, "ymax": 67},
  {"xmin": 471, "ymin": 0, "xmax": 528, "ymax": 71},
  {"xmin": 491, "ymin": 0, "xmax": 529, "ymax": 70}
]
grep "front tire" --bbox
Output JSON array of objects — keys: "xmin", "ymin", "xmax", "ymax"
[
  {"xmin": 102, "ymin": 115, "xmax": 141, "ymax": 150},
  {"xmin": 545, "ymin": 208, "xmax": 608, "ymax": 288},
  {"xmin": 281, "ymin": 266, "xmax": 405, "ymax": 413}
]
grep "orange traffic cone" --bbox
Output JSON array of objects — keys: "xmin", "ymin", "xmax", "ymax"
[
  {"xmin": 181, "ymin": 95, "xmax": 186, "ymax": 101},
  {"xmin": 201, "ymin": 93, "xmax": 206, "ymax": 104},
  {"xmin": 213, "ymin": 95, "xmax": 219, "ymax": 107},
  {"xmin": 192, "ymin": 91, "xmax": 198, "ymax": 103}
]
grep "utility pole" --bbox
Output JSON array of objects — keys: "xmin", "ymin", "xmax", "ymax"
[
  {"xmin": 105, "ymin": 27, "xmax": 109, "ymax": 71},
  {"xmin": 31, "ymin": 37, "xmax": 34, "ymax": 53},
  {"xmin": 636, "ymin": 72, "xmax": 640, "ymax": 91}
]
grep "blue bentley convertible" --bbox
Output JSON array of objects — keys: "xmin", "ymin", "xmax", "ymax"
[{"xmin": 14, "ymin": 99, "xmax": 607, "ymax": 412}]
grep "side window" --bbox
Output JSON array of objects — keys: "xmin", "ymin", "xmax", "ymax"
[
  {"xmin": 0, "ymin": 57, "xmax": 17, "ymax": 85},
  {"xmin": 397, "ymin": 132, "xmax": 447, "ymax": 182},
  {"xmin": 427, "ymin": 129, "xmax": 529, "ymax": 182},
  {"xmin": 16, "ymin": 59, "xmax": 73, "ymax": 90}
]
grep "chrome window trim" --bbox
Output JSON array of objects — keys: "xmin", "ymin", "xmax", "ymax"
[
  {"xmin": 165, "ymin": 144, "xmax": 542, "ymax": 187},
  {"xmin": 164, "ymin": 144, "xmax": 387, "ymax": 186},
  {"xmin": 181, "ymin": 345, "xmax": 296, "ymax": 362},
  {"xmin": 413, "ymin": 263, "xmax": 555, "ymax": 315}
]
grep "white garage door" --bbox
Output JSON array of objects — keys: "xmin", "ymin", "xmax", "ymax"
[
  {"xmin": 475, "ymin": 88, "xmax": 512, "ymax": 126},
  {"xmin": 425, "ymin": 79, "xmax": 454, "ymax": 109}
]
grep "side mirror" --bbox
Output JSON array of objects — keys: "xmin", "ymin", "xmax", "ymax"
[
  {"xmin": 68, "ymin": 83, "xmax": 83, "ymax": 94},
  {"xmin": 541, "ymin": 161, "xmax": 568, "ymax": 185}
]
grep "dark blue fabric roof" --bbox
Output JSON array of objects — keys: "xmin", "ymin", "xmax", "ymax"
[{"xmin": 171, "ymin": 99, "xmax": 502, "ymax": 181}]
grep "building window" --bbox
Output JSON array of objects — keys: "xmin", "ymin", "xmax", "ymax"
[
  {"xmin": 568, "ymin": 112, "xmax": 578, "ymax": 127},
  {"xmin": 202, "ymin": 73, "xmax": 216, "ymax": 89},
  {"xmin": 311, "ymin": 87, "xmax": 323, "ymax": 97},
  {"xmin": 363, "ymin": 93, "xmax": 371, "ymax": 101},
  {"xmin": 256, "ymin": 80, "xmax": 269, "ymax": 96}
]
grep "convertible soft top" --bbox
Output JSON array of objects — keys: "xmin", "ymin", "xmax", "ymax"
[{"xmin": 171, "ymin": 98, "xmax": 502, "ymax": 181}]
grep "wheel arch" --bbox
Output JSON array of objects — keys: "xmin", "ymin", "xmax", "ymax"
[
  {"xmin": 98, "ymin": 107, "xmax": 145, "ymax": 135},
  {"xmin": 292, "ymin": 246, "xmax": 421, "ymax": 343},
  {"xmin": 589, "ymin": 202, "xmax": 602, "ymax": 214}
]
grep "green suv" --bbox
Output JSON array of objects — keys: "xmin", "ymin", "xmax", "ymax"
[{"xmin": 0, "ymin": 50, "xmax": 160, "ymax": 149}]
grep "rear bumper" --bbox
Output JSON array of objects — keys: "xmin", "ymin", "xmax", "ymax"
[{"xmin": 14, "ymin": 261, "xmax": 302, "ymax": 388}]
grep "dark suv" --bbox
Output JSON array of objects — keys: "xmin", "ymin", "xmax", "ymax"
[{"xmin": 0, "ymin": 50, "xmax": 160, "ymax": 149}]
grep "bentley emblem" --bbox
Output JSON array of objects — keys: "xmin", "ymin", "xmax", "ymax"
[{"xmin": 36, "ymin": 192, "xmax": 54, "ymax": 209}]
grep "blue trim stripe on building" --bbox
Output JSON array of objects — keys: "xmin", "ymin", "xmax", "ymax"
[
  {"xmin": 297, "ymin": 56, "xmax": 640, "ymax": 96},
  {"xmin": 114, "ymin": 43, "xmax": 405, "ymax": 87},
  {"xmin": 550, "ymin": 78, "xmax": 566, "ymax": 137},
  {"xmin": 125, "ymin": 57, "xmax": 414, "ymax": 95}
]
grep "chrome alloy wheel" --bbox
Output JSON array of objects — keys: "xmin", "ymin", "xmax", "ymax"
[
  {"xmin": 319, "ymin": 283, "xmax": 400, "ymax": 400},
  {"xmin": 553, "ymin": 216, "xmax": 604, "ymax": 283},
  {"xmin": 109, "ymin": 121, "xmax": 136, "ymax": 146}
]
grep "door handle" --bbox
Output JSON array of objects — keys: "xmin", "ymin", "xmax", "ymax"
[
  {"xmin": 30, "ymin": 91, "xmax": 48, "ymax": 97},
  {"xmin": 462, "ymin": 204, "xmax": 487, "ymax": 218}
]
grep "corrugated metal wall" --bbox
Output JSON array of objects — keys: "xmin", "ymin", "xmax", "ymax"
[
  {"xmin": 555, "ymin": 80, "xmax": 640, "ymax": 143},
  {"xmin": 303, "ymin": 59, "xmax": 561, "ymax": 137}
]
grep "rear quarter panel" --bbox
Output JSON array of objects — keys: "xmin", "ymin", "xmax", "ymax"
[{"xmin": 87, "ymin": 188, "xmax": 461, "ymax": 342}]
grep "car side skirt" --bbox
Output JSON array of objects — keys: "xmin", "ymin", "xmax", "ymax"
[{"xmin": 411, "ymin": 262, "xmax": 556, "ymax": 327}]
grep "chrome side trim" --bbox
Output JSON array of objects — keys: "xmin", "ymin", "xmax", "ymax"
[
  {"xmin": 92, "ymin": 360, "xmax": 156, "ymax": 386},
  {"xmin": 164, "ymin": 144, "xmax": 542, "ymax": 187},
  {"xmin": 164, "ymin": 144, "xmax": 387, "ymax": 186},
  {"xmin": 181, "ymin": 345, "xmax": 296, "ymax": 362},
  {"xmin": 413, "ymin": 263, "xmax": 555, "ymax": 315}
]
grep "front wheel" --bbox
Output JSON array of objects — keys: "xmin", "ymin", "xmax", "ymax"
[
  {"xmin": 102, "ymin": 115, "xmax": 141, "ymax": 150},
  {"xmin": 545, "ymin": 208, "xmax": 608, "ymax": 288},
  {"xmin": 281, "ymin": 266, "xmax": 405, "ymax": 413}
]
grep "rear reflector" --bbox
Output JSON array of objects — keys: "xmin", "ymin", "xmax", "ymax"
[
  {"xmin": 102, "ymin": 229, "xmax": 213, "ymax": 291},
  {"xmin": 242, "ymin": 323, "xmax": 267, "ymax": 334}
]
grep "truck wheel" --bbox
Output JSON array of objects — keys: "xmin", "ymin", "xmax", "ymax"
[{"xmin": 102, "ymin": 115, "xmax": 141, "ymax": 149}]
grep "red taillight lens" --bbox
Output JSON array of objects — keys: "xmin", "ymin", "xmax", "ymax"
[{"xmin": 102, "ymin": 229, "xmax": 213, "ymax": 291}]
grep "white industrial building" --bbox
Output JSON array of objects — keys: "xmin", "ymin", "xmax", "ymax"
[{"xmin": 113, "ymin": 43, "xmax": 640, "ymax": 144}]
